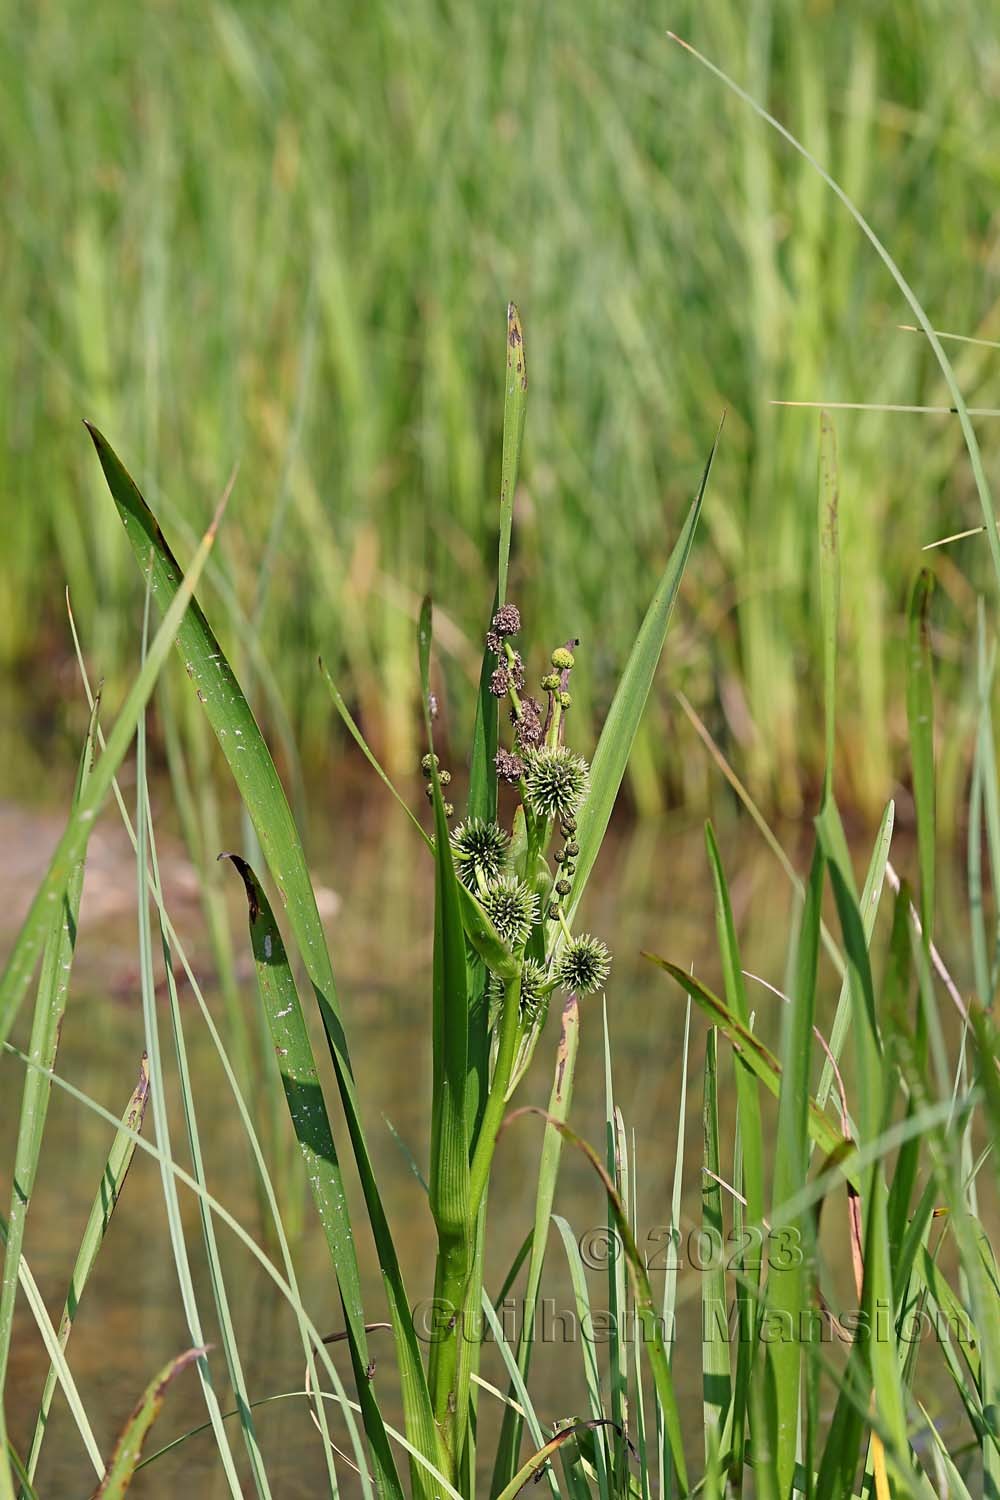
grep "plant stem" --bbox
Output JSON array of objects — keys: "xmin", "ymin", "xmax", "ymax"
[{"xmin": 469, "ymin": 967, "xmax": 523, "ymax": 1224}]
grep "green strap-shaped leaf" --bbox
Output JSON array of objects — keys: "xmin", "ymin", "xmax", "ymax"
[
  {"xmin": 567, "ymin": 423, "xmax": 719, "ymax": 928},
  {"xmin": 86, "ymin": 425, "xmax": 406, "ymax": 1500},
  {"xmin": 224, "ymin": 854, "xmax": 439, "ymax": 1496}
]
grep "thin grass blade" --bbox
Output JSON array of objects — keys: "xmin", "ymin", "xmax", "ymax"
[
  {"xmin": 25, "ymin": 1057, "xmax": 150, "ymax": 1484},
  {"xmin": 566, "ymin": 425, "xmax": 719, "ymax": 927},
  {"xmin": 89, "ymin": 1347, "xmax": 205, "ymax": 1499}
]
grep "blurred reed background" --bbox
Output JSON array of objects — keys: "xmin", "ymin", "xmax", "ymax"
[{"xmin": 2, "ymin": 0, "xmax": 997, "ymax": 818}]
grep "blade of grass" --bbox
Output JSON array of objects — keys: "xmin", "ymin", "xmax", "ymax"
[
  {"xmin": 224, "ymin": 855, "xmax": 435, "ymax": 1495},
  {"xmin": 1, "ymin": 1229, "xmax": 103, "ymax": 1481},
  {"xmin": 642, "ymin": 956, "xmax": 853, "ymax": 1169},
  {"xmin": 818, "ymin": 411, "xmax": 839, "ymax": 798},
  {"xmin": 0, "ymin": 475, "xmax": 226, "ymax": 1043},
  {"xmin": 142, "ymin": 791, "xmax": 272, "ymax": 1498},
  {"xmin": 701, "ymin": 1029, "xmax": 731, "ymax": 1454},
  {"xmin": 767, "ymin": 842, "xmax": 824, "ymax": 1496},
  {"xmin": 515, "ymin": 1111, "xmax": 688, "ymax": 1495},
  {"xmin": 705, "ymin": 823, "xmax": 764, "ymax": 1223},
  {"xmin": 907, "ymin": 570, "xmax": 937, "ymax": 946},
  {"xmin": 63, "ymin": 607, "xmax": 339, "ymax": 1485},
  {"xmin": 89, "ymin": 1347, "xmax": 205, "ymax": 1500},
  {"xmin": 566, "ymin": 423, "xmax": 720, "ymax": 929},
  {"xmin": 491, "ymin": 995, "xmax": 581, "ymax": 1495},
  {"xmin": 1, "ymin": 1045, "xmax": 398, "ymax": 1493},
  {"xmin": 86, "ymin": 422, "xmax": 411, "ymax": 1495},
  {"xmin": 0, "ymin": 702, "xmax": 97, "ymax": 1407},
  {"xmin": 815, "ymin": 802, "xmax": 894, "ymax": 1114},
  {"xmin": 552, "ymin": 1215, "xmax": 611, "ymax": 1500},
  {"xmin": 666, "ymin": 34, "xmax": 1000, "ymax": 598},
  {"xmin": 24, "ymin": 1058, "xmax": 150, "ymax": 1485},
  {"xmin": 659, "ymin": 997, "xmax": 690, "ymax": 1500},
  {"xmin": 133, "ymin": 601, "xmax": 245, "ymax": 1500},
  {"xmin": 603, "ymin": 1014, "xmax": 629, "ymax": 1491}
]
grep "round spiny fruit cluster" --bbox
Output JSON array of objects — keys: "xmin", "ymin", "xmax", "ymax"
[
  {"xmin": 554, "ymin": 935, "xmax": 611, "ymax": 995},
  {"xmin": 481, "ymin": 875, "xmax": 540, "ymax": 949},
  {"xmin": 450, "ymin": 818, "xmax": 510, "ymax": 890},
  {"xmin": 487, "ymin": 958, "xmax": 549, "ymax": 1025},
  {"xmin": 522, "ymin": 745, "xmax": 590, "ymax": 823}
]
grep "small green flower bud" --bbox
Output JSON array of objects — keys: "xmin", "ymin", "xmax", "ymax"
[
  {"xmin": 439, "ymin": 769, "xmax": 452, "ymax": 786},
  {"xmin": 556, "ymin": 877, "xmax": 572, "ymax": 897},
  {"xmin": 560, "ymin": 814, "xmax": 577, "ymax": 834},
  {"xmin": 443, "ymin": 803, "xmax": 454, "ymax": 818},
  {"xmin": 558, "ymin": 691, "xmax": 572, "ymax": 709},
  {"xmin": 421, "ymin": 753, "xmax": 439, "ymax": 777},
  {"xmin": 551, "ymin": 646, "xmax": 575, "ymax": 671},
  {"xmin": 565, "ymin": 840, "xmax": 579, "ymax": 857},
  {"xmin": 540, "ymin": 672, "xmax": 560, "ymax": 692},
  {"xmin": 548, "ymin": 902, "xmax": 561, "ymax": 919}
]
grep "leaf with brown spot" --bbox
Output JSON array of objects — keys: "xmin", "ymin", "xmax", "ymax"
[{"xmin": 90, "ymin": 1347, "xmax": 204, "ymax": 1498}]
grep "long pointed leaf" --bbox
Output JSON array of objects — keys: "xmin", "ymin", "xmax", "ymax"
[
  {"xmin": 566, "ymin": 424, "xmax": 720, "ymax": 927},
  {"xmin": 86, "ymin": 424, "xmax": 408, "ymax": 1495}
]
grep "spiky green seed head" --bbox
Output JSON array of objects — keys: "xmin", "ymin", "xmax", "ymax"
[
  {"xmin": 555, "ymin": 935, "xmax": 611, "ymax": 995},
  {"xmin": 450, "ymin": 819, "xmax": 510, "ymax": 889},
  {"xmin": 551, "ymin": 647, "xmax": 575, "ymax": 671},
  {"xmin": 487, "ymin": 958, "xmax": 549, "ymax": 1026},
  {"xmin": 522, "ymin": 746, "xmax": 590, "ymax": 822},
  {"xmin": 482, "ymin": 875, "xmax": 539, "ymax": 949}
]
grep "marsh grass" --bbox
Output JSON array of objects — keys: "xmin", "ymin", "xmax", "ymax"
[
  {"xmin": 4, "ymin": 35, "xmax": 1000, "ymax": 1500},
  {"xmin": 3, "ymin": 1, "xmax": 999, "ymax": 816}
]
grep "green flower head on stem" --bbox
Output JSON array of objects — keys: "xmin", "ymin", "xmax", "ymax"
[
  {"xmin": 522, "ymin": 745, "xmax": 590, "ymax": 822},
  {"xmin": 482, "ymin": 874, "xmax": 540, "ymax": 949},
  {"xmin": 450, "ymin": 818, "xmax": 510, "ymax": 890},
  {"xmin": 555, "ymin": 934, "xmax": 611, "ymax": 995},
  {"xmin": 487, "ymin": 958, "xmax": 549, "ymax": 1026}
]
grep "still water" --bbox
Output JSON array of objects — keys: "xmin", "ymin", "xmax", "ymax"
[{"xmin": 0, "ymin": 794, "xmax": 972, "ymax": 1495}]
